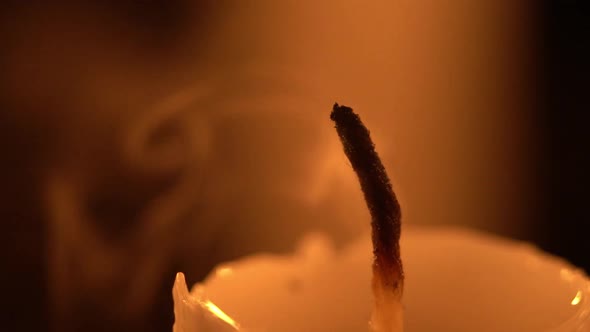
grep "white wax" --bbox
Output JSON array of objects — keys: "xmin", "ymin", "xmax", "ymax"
[
  {"xmin": 173, "ymin": 227, "xmax": 590, "ymax": 332},
  {"xmin": 173, "ymin": 273, "xmax": 243, "ymax": 332}
]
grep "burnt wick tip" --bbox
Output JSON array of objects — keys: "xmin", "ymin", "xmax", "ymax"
[
  {"xmin": 330, "ymin": 102, "xmax": 404, "ymax": 293},
  {"xmin": 331, "ymin": 102, "xmax": 355, "ymax": 122}
]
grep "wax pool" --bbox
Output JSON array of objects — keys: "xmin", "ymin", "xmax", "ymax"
[{"xmin": 173, "ymin": 227, "xmax": 590, "ymax": 332}]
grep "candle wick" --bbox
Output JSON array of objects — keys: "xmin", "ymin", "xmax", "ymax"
[{"xmin": 331, "ymin": 103, "xmax": 403, "ymax": 294}]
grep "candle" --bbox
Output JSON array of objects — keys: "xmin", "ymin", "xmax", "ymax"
[
  {"xmin": 173, "ymin": 227, "xmax": 590, "ymax": 332},
  {"xmin": 172, "ymin": 105, "xmax": 589, "ymax": 331}
]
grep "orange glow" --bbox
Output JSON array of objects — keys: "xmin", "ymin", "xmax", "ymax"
[
  {"xmin": 203, "ymin": 300, "xmax": 240, "ymax": 329},
  {"xmin": 560, "ymin": 268, "xmax": 575, "ymax": 282},
  {"xmin": 216, "ymin": 266, "xmax": 234, "ymax": 278},
  {"xmin": 571, "ymin": 291, "xmax": 582, "ymax": 306}
]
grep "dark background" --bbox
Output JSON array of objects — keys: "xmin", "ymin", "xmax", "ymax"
[{"xmin": 536, "ymin": 0, "xmax": 589, "ymax": 275}]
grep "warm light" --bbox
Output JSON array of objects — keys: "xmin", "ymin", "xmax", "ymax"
[
  {"xmin": 571, "ymin": 291, "xmax": 582, "ymax": 306},
  {"xmin": 560, "ymin": 268, "xmax": 575, "ymax": 282},
  {"xmin": 203, "ymin": 300, "xmax": 240, "ymax": 329},
  {"xmin": 216, "ymin": 267, "xmax": 234, "ymax": 277}
]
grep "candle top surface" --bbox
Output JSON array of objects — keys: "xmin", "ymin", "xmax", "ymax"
[{"xmin": 173, "ymin": 226, "xmax": 590, "ymax": 332}]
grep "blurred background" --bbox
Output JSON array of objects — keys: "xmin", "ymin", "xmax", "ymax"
[{"xmin": 1, "ymin": 1, "xmax": 587, "ymax": 331}]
